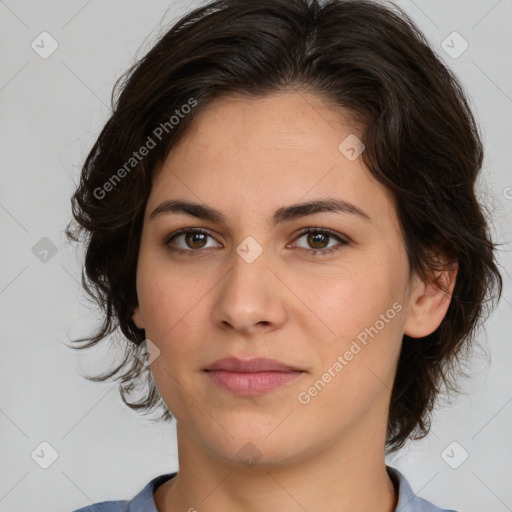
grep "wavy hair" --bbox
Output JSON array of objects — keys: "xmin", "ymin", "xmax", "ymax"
[{"xmin": 65, "ymin": 0, "xmax": 503, "ymax": 454}]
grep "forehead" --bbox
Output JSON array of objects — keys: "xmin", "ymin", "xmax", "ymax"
[
  {"xmin": 148, "ymin": 92, "xmax": 397, "ymax": 229},
  {"xmin": 169, "ymin": 91, "xmax": 361, "ymax": 156}
]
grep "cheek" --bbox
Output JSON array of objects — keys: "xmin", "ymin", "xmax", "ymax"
[
  {"xmin": 296, "ymin": 256, "xmax": 406, "ymax": 388},
  {"xmin": 136, "ymin": 251, "xmax": 209, "ymax": 336},
  {"xmin": 298, "ymin": 301, "xmax": 403, "ymax": 424},
  {"xmin": 295, "ymin": 258, "xmax": 401, "ymax": 338},
  {"xmin": 136, "ymin": 258, "xmax": 212, "ymax": 371}
]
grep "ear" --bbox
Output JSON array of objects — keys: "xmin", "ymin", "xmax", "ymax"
[
  {"xmin": 132, "ymin": 305, "xmax": 145, "ymax": 330},
  {"xmin": 403, "ymin": 255, "xmax": 458, "ymax": 339}
]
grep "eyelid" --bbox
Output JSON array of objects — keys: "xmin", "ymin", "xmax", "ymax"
[
  {"xmin": 163, "ymin": 226, "xmax": 350, "ymax": 254},
  {"xmin": 163, "ymin": 227, "xmax": 220, "ymax": 248},
  {"xmin": 292, "ymin": 227, "xmax": 351, "ymax": 245}
]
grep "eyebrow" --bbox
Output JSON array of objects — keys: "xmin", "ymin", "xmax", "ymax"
[{"xmin": 149, "ymin": 198, "xmax": 371, "ymax": 225}]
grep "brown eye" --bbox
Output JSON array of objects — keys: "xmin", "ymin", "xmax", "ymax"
[
  {"xmin": 164, "ymin": 228, "xmax": 221, "ymax": 253},
  {"xmin": 306, "ymin": 231, "xmax": 329, "ymax": 249},
  {"xmin": 292, "ymin": 228, "xmax": 349, "ymax": 257},
  {"xmin": 184, "ymin": 231, "xmax": 208, "ymax": 249}
]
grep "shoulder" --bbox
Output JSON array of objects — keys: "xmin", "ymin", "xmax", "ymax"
[
  {"xmin": 69, "ymin": 472, "xmax": 177, "ymax": 512},
  {"xmin": 387, "ymin": 466, "xmax": 458, "ymax": 512}
]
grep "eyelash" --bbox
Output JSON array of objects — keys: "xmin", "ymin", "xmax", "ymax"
[{"xmin": 163, "ymin": 227, "xmax": 349, "ymax": 257}]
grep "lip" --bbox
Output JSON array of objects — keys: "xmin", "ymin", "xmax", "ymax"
[
  {"xmin": 204, "ymin": 357, "xmax": 304, "ymax": 396},
  {"xmin": 205, "ymin": 357, "xmax": 301, "ymax": 372}
]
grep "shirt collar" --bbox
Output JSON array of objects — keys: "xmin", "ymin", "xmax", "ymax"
[
  {"xmin": 127, "ymin": 466, "xmax": 454, "ymax": 512},
  {"xmin": 386, "ymin": 465, "xmax": 455, "ymax": 511}
]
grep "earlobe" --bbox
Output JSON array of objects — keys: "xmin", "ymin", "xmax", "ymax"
[
  {"xmin": 403, "ymin": 262, "xmax": 458, "ymax": 339},
  {"xmin": 132, "ymin": 305, "xmax": 145, "ymax": 329}
]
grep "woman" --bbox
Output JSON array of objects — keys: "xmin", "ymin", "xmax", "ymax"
[{"xmin": 66, "ymin": 0, "xmax": 502, "ymax": 510}]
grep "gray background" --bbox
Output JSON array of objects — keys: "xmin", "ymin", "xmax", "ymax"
[{"xmin": 0, "ymin": 1, "xmax": 511, "ymax": 511}]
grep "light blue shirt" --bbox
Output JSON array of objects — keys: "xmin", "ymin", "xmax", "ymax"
[{"xmin": 71, "ymin": 465, "xmax": 457, "ymax": 512}]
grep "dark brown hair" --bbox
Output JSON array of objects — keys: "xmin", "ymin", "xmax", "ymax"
[{"xmin": 66, "ymin": 0, "xmax": 503, "ymax": 454}]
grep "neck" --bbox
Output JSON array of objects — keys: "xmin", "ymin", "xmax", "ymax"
[{"xmin": 154, "ymin": 423, "xmax": 397, "ymax": 512}]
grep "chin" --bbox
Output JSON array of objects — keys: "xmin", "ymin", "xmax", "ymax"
[{"xmin": 201, "ymin": 425, "xmax": 307, "ymax": 469}]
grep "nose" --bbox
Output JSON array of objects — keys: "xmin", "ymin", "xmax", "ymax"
[{"xmin": 212, "ymin": 245, "xmax": 287, "ymax": 335}]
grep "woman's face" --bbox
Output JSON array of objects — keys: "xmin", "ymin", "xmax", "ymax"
[{"xmin": 132, "ymin": 92, "xmax": 421, "ymax": 467}]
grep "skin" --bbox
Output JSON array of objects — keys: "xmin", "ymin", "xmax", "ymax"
[{"xmin": 132, "ymin": 91, "xmax": 457, "ymax": 512}]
